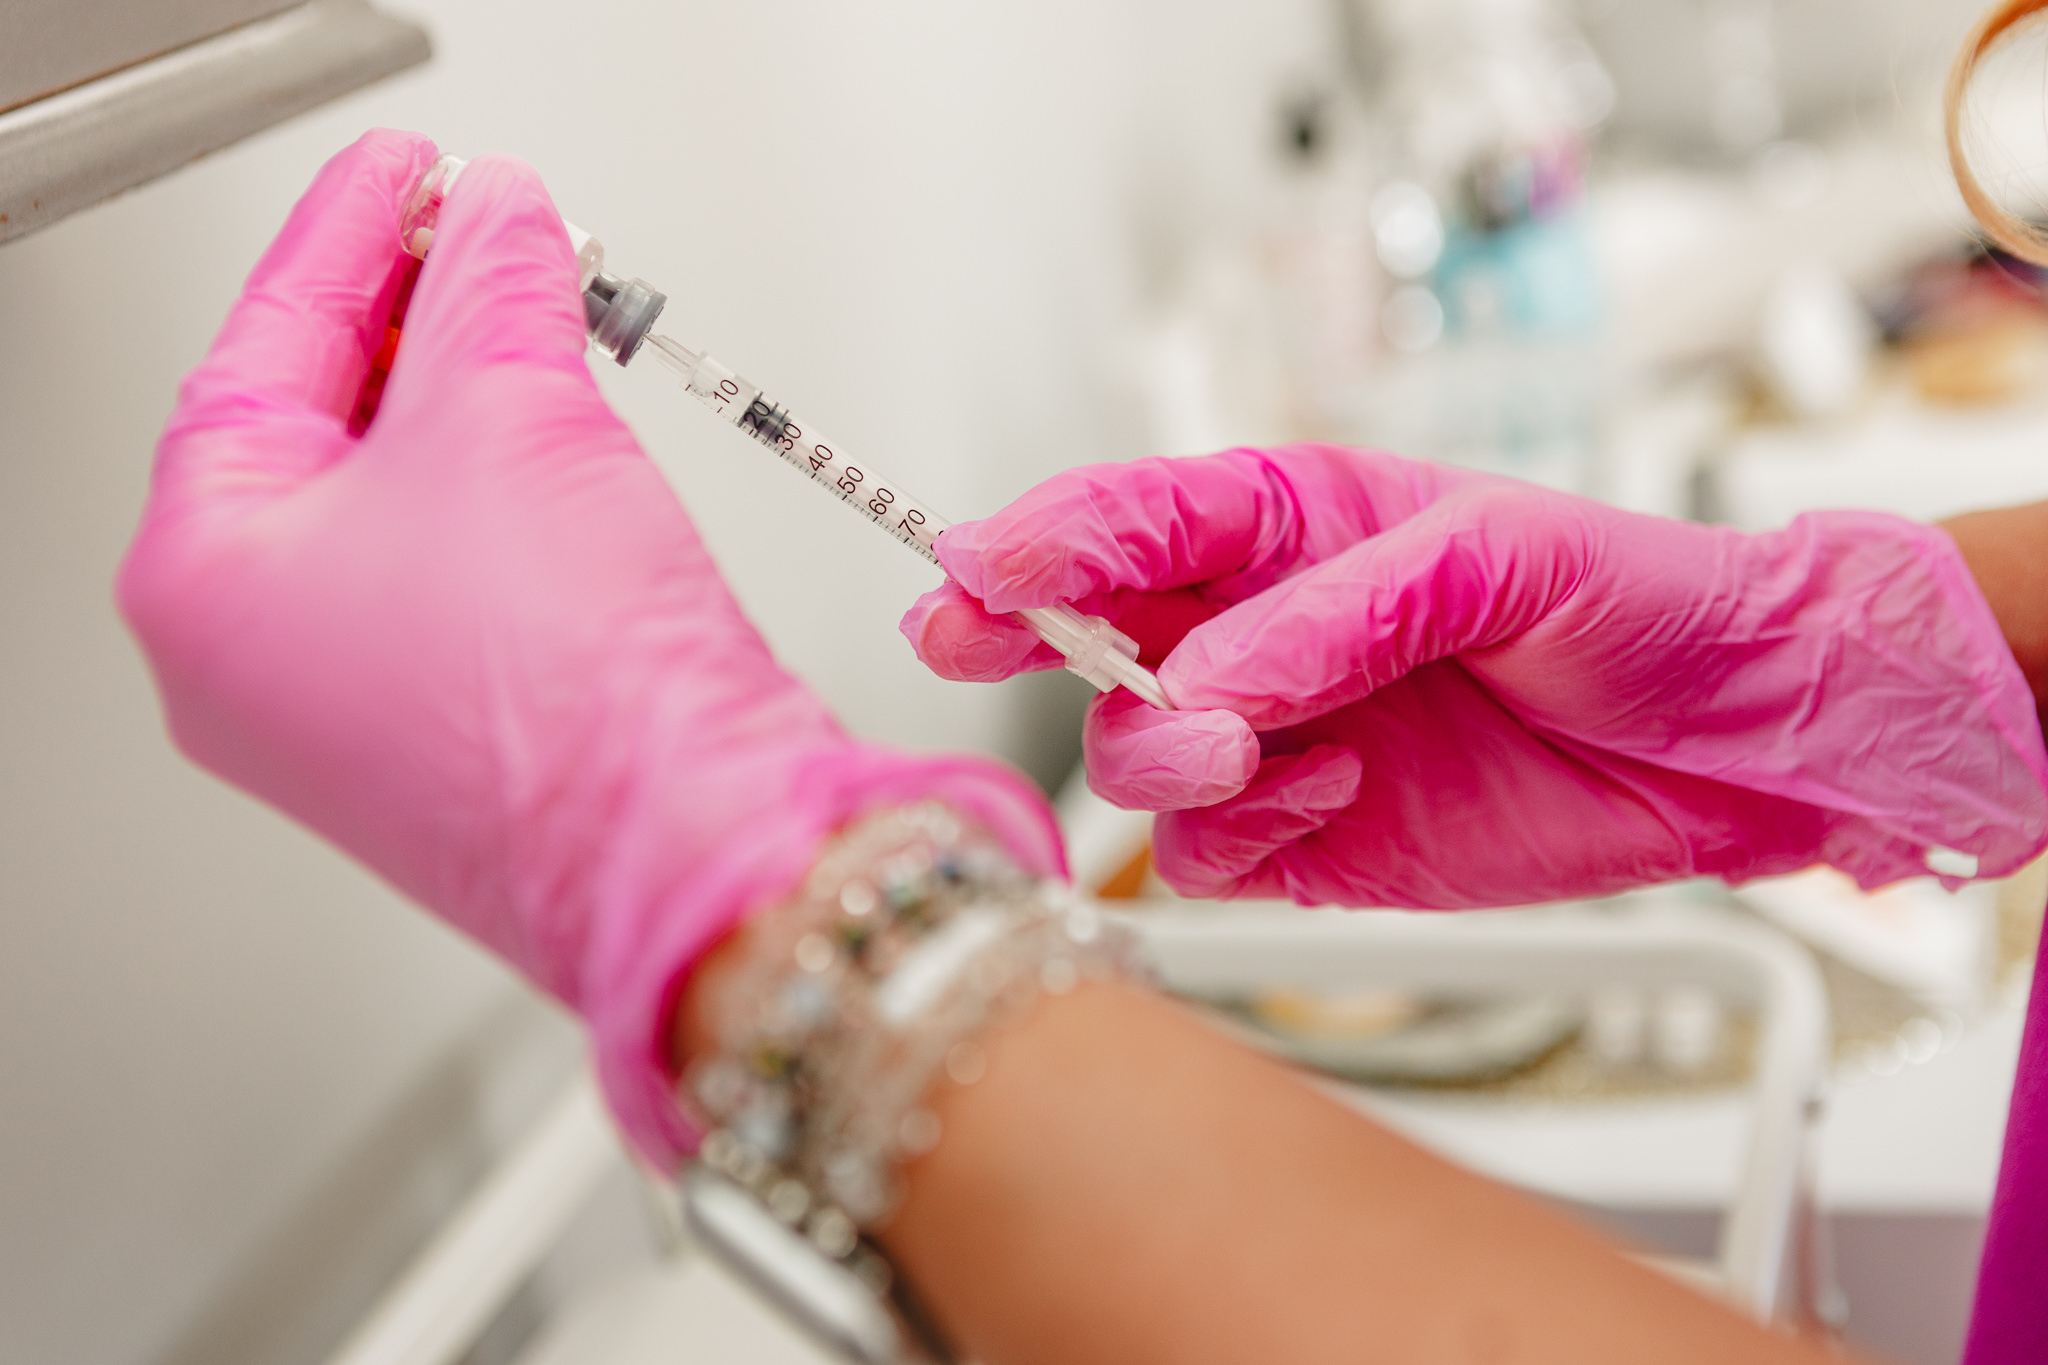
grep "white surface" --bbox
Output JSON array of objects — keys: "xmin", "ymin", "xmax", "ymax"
[
  {"xmin": 1819, "ymin": 987, "xmax": 2028, "ymax": 1212},
  {"xmin": 515, "ymin": 1256, "xmax": 835, "ymax": 1365},
  {"xmin": 327, "ymin": 1076, "xmax": 617, "ymax": 1365},
  {"xmin": 1757, "ymin": 264, "xmax": 1874, "ymax": 419},
  {"xmin": 1716, "ymin": 392, "xmax": 2048, "ymax": 530},
  {"xmin": 1590, "ymin": 136, "xmax": 1963, "ymax": 372},
  {"xmin": 1356, "ymin": 980, "xmax": 2029, "ymax": 1215},
  {"xmin": 1052, "ymin": 770, "xmax": 1155, "ymax": 893},
  {"xmin": 1735, "ymin": 870, "xmax": 1996, "ymax": 1010}
]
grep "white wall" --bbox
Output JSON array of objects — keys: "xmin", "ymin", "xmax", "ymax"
[{"xmin": 0, "ymin": 2, "xmax": 1329, "ymax": 1362}]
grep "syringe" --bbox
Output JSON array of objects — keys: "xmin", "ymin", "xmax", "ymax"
[
  {"xmin": 376, "ymin": 156, "xmax": 1171, "ymax": 710},
  {"xmin": 631, "ymin": 334, "xmax": 1171, "ymax": 707}
]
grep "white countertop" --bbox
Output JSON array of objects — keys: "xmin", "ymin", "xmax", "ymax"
[{"xmin": 1349, "ymin": 982, "xmax": 2030, "ymax": 1214}]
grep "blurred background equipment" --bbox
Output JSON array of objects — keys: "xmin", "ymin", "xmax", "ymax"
[
  {"xmin": 5, "ymin": 1, "xmax": 2045, "ymax": 1364},
  {"xmin": 1152, "ymin": 0, "xmax": 2048, "ymax": 524}
]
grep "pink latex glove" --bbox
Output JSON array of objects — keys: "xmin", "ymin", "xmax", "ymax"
[
  {"xmin": 904, "ymin": 444, "xmax": 2048, "ymax": 906},
  {"xmin": 117, "ymin": 130, "xmax": 1061, "ymax": 1165}
]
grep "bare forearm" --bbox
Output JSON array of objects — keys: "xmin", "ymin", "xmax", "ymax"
[
  {"xmin": 888, "ymin": 982, "xmax": 1838, "ymax": 1365},
  {"xmin": 676, "ymin": 962, "xmax": 1846, "ymax": 1364},
  {"xmin": 1942, "ymin": 501, "xmax": 2048, "ymax": 711}
]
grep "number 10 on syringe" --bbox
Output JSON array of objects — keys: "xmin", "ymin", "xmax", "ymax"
[
  {"xmin": 643, "ymin": 334, "xmax": 1172, "ymax": 709},
  {"xmin": 377, "ymin": 154, "xmax": 1165, "ymax": 708}
]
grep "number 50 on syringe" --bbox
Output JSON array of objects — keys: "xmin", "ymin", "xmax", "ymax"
[
  {"xmin": 644, "ymin": 333, "xmax": 1172, "ymax": 709},
  {"xmin": 386, "ymin": 153, "xmax": 1169, "ymax": 709}
]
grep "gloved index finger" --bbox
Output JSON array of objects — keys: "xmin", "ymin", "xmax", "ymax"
[
  {"xmin": 936, "ymin": 448, "xmax": 1305, "ymax": 616},
  {"xmin": 1160, "ymin": 484, "xmax": 1585, "ymax": 729},
  {"xmin": 171, "ymin": 129, "xmax": 439, "ymax": 436},
  {"xmin": 936, "ymin": 443, "xmax": 1467, "ymax": 618},
  {"xmin": 392, "ymin": 154, "xmax": 592, "ymax": 381}
]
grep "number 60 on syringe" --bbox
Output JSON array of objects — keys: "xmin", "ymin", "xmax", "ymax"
[{"xmin": 652, "ymin": 338, "xmax": 1170, "ymax": 709}]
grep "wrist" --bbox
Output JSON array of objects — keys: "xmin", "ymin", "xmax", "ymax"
[
  {"xmin": 668, "ymin": 801, "xmax": 1142, "ymax": 1361},
  {"xmin": 679, "ymin": 802, "xmax": 1122, "ymax": 1213},
  {"xmin": 1939, "ymin": 503, "xmax": 2048, "ymax": 708},
  {"xmin": 668, "ymin": 755, "xmax": 1071, "ymax": 1077},
  {"xmin": 586, "ymin": 746, "xmax": 1066, "ymax": 1169}
]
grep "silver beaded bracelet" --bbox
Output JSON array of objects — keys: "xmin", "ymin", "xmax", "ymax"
[{"xmin": 679, "ymin": 802, "xmax": 1145, "ymax": 1363}]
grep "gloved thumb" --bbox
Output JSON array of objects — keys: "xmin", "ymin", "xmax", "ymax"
[
  {"xmin": 393, "ymin": 154, "xmax": 592, "ymax": 381},
  {"xmin": 900, "ymin": 580, "xmax": 1062, "ymax": 682},
  {"xmin": 1151, "ymin": 746, "xmax": 1364, "ymax": 899},
  {"xmin": 1083, "ymin": 689, "xmax": 1261, "ymax": 810}
]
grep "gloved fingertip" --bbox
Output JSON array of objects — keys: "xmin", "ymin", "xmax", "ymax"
[
  {"xmin": 447, "ymin": 151, "xmax": 557, "ymax": 219},
  {"xmin": 933, "ymin": 523, "xmax": 1037, "ymax": 613},
  {"xmin": 930, "ymin": 522, "xmax": 985, "ymax": 590},
  {"xmin": 354, "ymin": 126, "xmax": 440, "ymax": 169},
  {"xmin": 270, "ymin": 129, "xmax": 438, "ymax": 241},
  {"xmin": 405, "ymin": 153, "xmax": 587, "ymax": 367},
  {"xmin": 899, "ymin": 583, "xmax": 1053, "ymax": 681},
  {"xmin": 1146, "ymin": 744, "xmax": 1363, "ymax": 899},
  {"xmin": 1083, "ymin": 694, "xmax": 1258, "ymax": 811}
]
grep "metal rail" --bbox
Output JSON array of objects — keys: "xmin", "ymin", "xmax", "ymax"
[
  {"xmin": 0, "ymin": 0, "xmax": 429, "ymax": 245},
  {"xmin": 324, "ymin": 1072, "xmax": 618, "ymax": 1365}
]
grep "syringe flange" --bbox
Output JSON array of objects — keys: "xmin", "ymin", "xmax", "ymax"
[{"xmin": 1016, "ymin": 604, "xmax": 1173, "ymax": 708}]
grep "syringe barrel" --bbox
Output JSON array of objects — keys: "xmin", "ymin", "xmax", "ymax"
[
  {"xmin": 642, "ymin": 336, "xmax": 950, "ymax": 564},
  {"xmin": 641, "ymin": 339, "xmax": 1172, "ymax": 707}
]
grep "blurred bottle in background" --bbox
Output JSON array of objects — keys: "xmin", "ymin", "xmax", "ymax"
[
  {"xmin": 1159, "ymin": 0, "xmax": 1615, "ymax": 491},
  {"xmin": 1334, "ymin": 0, "xmax": 1613, "ymax": 490}
]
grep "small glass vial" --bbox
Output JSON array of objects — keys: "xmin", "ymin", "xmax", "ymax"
[{"xmin": 349, "ymin": 154, "xmax": 665, "ymax": 435}]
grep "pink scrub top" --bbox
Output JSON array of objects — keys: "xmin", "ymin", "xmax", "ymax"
[{"xmin": 1964, "ymin": 942, "xmax": 2048, "ymax": 1364}]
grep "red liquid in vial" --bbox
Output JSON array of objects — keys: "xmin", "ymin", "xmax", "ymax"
[{"xmin": 347, "ymin": 255, "xmax": 423, "ymax": 437}]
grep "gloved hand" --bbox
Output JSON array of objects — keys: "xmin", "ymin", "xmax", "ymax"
[
  {"xmin": 904, "ymin": 444, "xmax": 2048, "ymax": 906},
  {"xmin": 118, "ymin": 130, "xmax": 1061, "ymax": 1164}
]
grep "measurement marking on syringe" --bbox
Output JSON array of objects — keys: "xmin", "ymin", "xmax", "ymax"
[
  {"xmin": 722, "ymin": 385, "xmax": 947, "ymax": 566},
  {"xmin": 636, "ymin": 328, "xmax": 1171, "ymax": 708}
]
